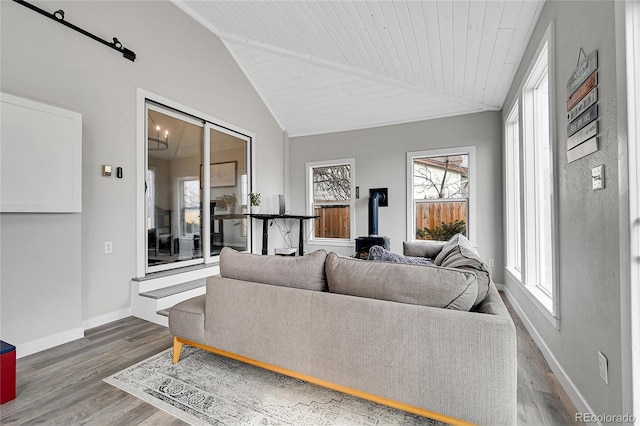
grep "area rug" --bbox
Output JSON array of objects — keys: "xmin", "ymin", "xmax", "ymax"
[{"xmin": 104, "ymin": 345, "xmax": 446, "ymax": 425}]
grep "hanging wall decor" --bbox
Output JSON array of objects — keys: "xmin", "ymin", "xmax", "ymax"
[{"xmin": 566, "ymin": 49, "xmax": 598, "ymax": 163}]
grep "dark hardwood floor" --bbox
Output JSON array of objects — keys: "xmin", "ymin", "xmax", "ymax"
[{"xmin": 1, "ymin": 294, "xmax": 577, "ymax": 425}]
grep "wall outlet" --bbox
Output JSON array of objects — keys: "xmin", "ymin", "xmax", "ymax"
[
  {"xmin": 104, "ymin": 241, "xmax": 113, "ymax": 254},
  {"xmin": 488, "ymin": 259, "xmax": 495, "ymax": 268},
  {"xmin": 598, "ymin": 351, "xmax": 609, "ymax": 384}
]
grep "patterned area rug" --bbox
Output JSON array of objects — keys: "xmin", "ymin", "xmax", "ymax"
[{"xmin": 104, "ymin": 346, "xmax": 446, "ymax": 425}]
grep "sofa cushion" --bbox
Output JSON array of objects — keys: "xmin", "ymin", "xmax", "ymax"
[
  {"xmin": 434, "ymin": 233, "xmax": 491, "ymax": 307},
  {"xmin": 402, "ymin": 241, "xmax": 446, "ymax": 259},
  {"xmin": 368, "ymin": 245, "xmax": 434, "ymax": 266},
  {"xmin": 325, "ymin": 253, "xmax": 477, "ymax": 311},
  {"xmin": 220, "ymin": 247, "xmax": 328, "ymax": 291}
]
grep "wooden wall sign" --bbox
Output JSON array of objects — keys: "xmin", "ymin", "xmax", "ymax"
[
  {"xmin": 567, "ymin": 72, "xmax": 597, "ymax": 111},
  {"xmin": 567, "ymin": 120, "xmax": 598, "ymax": 150},
  {"xmin": 568, "ymin": 87, "xmax": 597, "ymax": 122},
  {"xmin": 566, "ymin": 49, "xmax": 599, "ymax": 163},
  {"xmin": 568, "ymin": 103, "xmax": 598, "ymax": 136}
]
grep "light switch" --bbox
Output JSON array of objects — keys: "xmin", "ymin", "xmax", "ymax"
[
  {"xmin": 102, "ymin": 165, "xmax": 112, "ymax": 177},
  {"xmin": 591, "ymin": 165, "xmax": 604, "ymax": 190}
]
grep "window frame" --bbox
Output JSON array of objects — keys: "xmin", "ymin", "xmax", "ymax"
[
  {"xmin": 505, "ymin": 21, "xmax": 559, "ymax": 327},
  {"xmin": 406, "ymin": 146, "xmax": 476, "ymax": 244},
  {"xmin": 505, "ymin": 101, "xmax": 522, "ymax": 279},
  {"xmin": 305, "ymin": 158, "xmax": 356, "ymax": 246}
]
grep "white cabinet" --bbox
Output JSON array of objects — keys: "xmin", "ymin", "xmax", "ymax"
[{"xmin": 1, "ymin": 92, "xmax": 82, "ymax": 212}]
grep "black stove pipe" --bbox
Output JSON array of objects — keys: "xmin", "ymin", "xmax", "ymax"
[{"xmin": 368, "ymin": 190, "xmax": 386, "ymax": 236}]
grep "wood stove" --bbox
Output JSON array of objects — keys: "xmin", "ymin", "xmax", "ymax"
[{"xmin": 354, "ymin": 188, "xmax": 390, "ymax": 258}]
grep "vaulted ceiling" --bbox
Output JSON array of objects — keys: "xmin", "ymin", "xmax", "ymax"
[{"xmin": 173, "ymin": 1, "xmax": 544, "ymax": 136}]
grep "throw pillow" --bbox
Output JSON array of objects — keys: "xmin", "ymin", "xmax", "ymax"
[
  {"xmin": 220, "ymin": 247, "xmax": 328, "ymax": 291},
  {"xmin": 433, "ymin": 233, "xmax": 491, "ymax": 307},
  {"xmin": 367, "ymin": 245, "xmax": 434, "ymax": 266},
  {"xmin": 325, "ymin": 253, "xmax": 478, "ymax": 311}
]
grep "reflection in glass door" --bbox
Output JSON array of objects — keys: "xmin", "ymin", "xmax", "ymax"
[
  {"xmin": 206, "ymin": 125, "xmax": 249, "ymax": 256},
  {"xmin": 146, "ymin": 105, "xmax": 204, "ymax": 272}
]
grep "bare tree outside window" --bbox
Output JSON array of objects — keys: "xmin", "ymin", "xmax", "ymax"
[
  {"xmin": 414, "ymin": 155, "xmax": 469, "ymax": 200},
  {"xmin": 313, "ymin": 165, "xmax": 351, "ymax": 202}
]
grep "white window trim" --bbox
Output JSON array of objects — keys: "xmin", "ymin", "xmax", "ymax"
[
  {"xmin": 504, "ymin": 100, "xmax": 522, "ymax": 280},
  {"xmin": 136, "ymin": 88, "xmax": 256, "ymax": 278},
  {"xmin": 509, "ymin": 21, "xmax": 559, "ymax": 328},
  {"xmin": 406, "ymin": 146, "xmax": 476, "ymax": 245},
  {"xmin": 305, "ymin": 158, "xmax": 356, "ymax": 246}
]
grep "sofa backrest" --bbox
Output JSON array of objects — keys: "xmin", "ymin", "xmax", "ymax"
[
  {"xmin": 220, "ymin": 247, "xmax": 328, "ymax": 291},
  {"xmin": 402, "ymin": 240, "xmax": 446, "ymax": 259},
  {"xmin": 325, "ymin": 252, "xmax": 478, "ymax": 311}
]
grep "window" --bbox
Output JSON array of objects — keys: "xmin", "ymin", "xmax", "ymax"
[
  {"xmin": 505, "ymin": 101, "xmax": 522, "ymax": 277},
  {"xmin": 140, "ymin": 93, "xmax": 253, "ymax": 274},
  {"xmin": 180, "ymin": 179, "xmax": 200, "ymax": 237},
  {"xmin": 507, "ymin": 22, "xmax": 558, "ymax": 320},
  {"xmin": 306, "ymin": 159, "xmax": 355, "ymax": 243},
  {"xmin": 407, "ymin": 147, "xmax": 476, "ymax": 243}
]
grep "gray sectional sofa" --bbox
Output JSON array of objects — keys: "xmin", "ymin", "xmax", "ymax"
[{"xmin": 169, "ymin": 235, "xmax": 517, "ymax": 425}]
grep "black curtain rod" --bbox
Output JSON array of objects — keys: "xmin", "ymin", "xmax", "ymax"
[{"xmin": 13, "ymin": 0, "xmax": 136, "ymax": 62}]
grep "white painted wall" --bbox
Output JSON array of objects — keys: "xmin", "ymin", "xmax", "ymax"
[
  {"xmin": 0, "ymin": 0, "xmax": 283, "ymax": 352},
  {"xmin": 501, "ymin": 0, "xmax": 624, "ymax": 417},
  {"xmin": 289, "ymin": 111, "xmax": 504, "ymax": 283}
]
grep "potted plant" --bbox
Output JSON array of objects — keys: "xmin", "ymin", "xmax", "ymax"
[{"xmin": 249, "ymin": 192, "xmax": 261, "ymax": 214}]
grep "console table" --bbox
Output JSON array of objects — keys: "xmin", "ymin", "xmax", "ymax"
[{"xmin": 248, "ymin": 214, "xmax": 319, "ymax": 256}]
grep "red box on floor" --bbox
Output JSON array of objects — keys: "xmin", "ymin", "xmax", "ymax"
[{"xmin": 1, "ymin": 340, "xmax": 16, "ymax": 404}]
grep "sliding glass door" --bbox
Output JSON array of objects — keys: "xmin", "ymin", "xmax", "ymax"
[
  {"xmin": 145, "ymin": 102, "xmax": 251, "ymax": 273},
  {"xmin": 204, "ymin": 124, "xmax": 250, "ymax": 257}
]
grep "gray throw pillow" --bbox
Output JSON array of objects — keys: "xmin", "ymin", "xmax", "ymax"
[
  {"xmin": 434, "ymin": 233, "xmax": 491, "ymax": 307},
  {"xmin": 326, "ymin": 253, "xmax": 478, "ymax": 311},
  {"xmin": 220, "ymin": 247, "xmax": 328, "ymax": 291},
  {"xmin": 368, "ymin": 245, "xmax": 434, "ymax": 266}
]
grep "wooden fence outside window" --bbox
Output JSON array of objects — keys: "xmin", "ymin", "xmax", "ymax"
[{"xmin": 415, "ymin": 200, "xmax": 467, "ymax": 239}]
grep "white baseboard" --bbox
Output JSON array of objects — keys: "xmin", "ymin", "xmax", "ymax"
[
  {"xmin": 14, "ymin": 308, "xmax": 134, "ymax": 359},
  {"xmin": 16, "ymin": 327, "xmax": 84, "ymax": 359},
  {"xmin": 82, "ymin": 307, "xmax": 132, "ymax": 331},
  {"xmin": 500, "ymin": 285, "xmax": 598, "ymax": 423}
]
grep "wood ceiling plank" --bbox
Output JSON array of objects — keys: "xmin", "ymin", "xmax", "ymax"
[
  {"xmin": 472, "ymin": 0, "xmax": 506, "ymax": 102},
  {"xmin": 340, "ymin": 1, "xmax": 387, "ymax": 76},
  {"xmin": 463, "ymin": 0, "xmax": 486, "ymax": 99},
  {"xmin": 437, "ymin": 0, "xmax": 455, "ymax": 94},
  {"xmin": 452, "ymin": 0, "xmax": 470, "ymax": 98},
  {"xmin": 505, "ymin": 0, "xmax": 543, "ymax": 64},
  {"xmin": 421, "ymin": 1, "xmax": 444, "ymax": 92},
  {"xmin": 305, "ymin": 1, "xmax": 352, "ymax": 65},
  {"xmin": 499, "ymin": 0, "xmax": 524, "ymax": 29},
  {"xmin": 406, "ymin": 1, "xmax": 435, "ymax": 90},
  {"xmin": 378, "ymin": 1, "xmax": 420, "ymax": 85},
  {"xmin": 482, "ymin": 28, "xmax": 515, "ymax": 106},
  {"xmin": 356, "ymin": 1, "xmax": 404, "ymax": 80},
  {"xmin": 327, "ymin": 2, "xmax": 374, "ymax": 72}
]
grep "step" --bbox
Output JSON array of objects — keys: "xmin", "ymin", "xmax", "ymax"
[
  {"xmin": 133, "ymin": 263, "xmax": 220, "ymax": 294},
  {"xmin": 132, "ymin": 265, "xmax": 219, "ymax": 327},
  {"xmin": 140, "ymin": 279, "xmax": 205, "ymax": 299}
]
